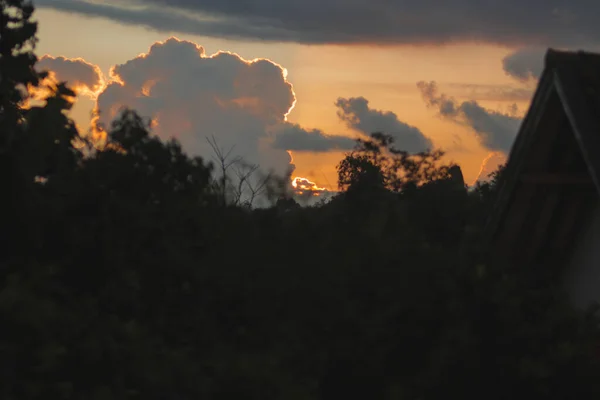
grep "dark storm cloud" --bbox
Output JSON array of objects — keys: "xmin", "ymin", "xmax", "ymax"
[
  {"xmin": 35, "ymin": 0, "xmax": 600, "ymax": 46},
  {"xmin": 272, "ymin": 124, "xmax": 356, "ymax": 152},
  {"xmin": 417, "ymin": 81, "xmax": 521, "ymax": 153},
  {"xmin": 335, "ymin": 97, "xmax": 433, "ymax": 153}
]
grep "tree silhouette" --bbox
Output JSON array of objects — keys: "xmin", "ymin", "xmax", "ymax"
[
  {"xmin": 337, "ymin": 132, "xmax": 453, "ymax": 194},
  {"xmin": 0, "ymin": 0, "xmax": 40, "ymax": 152}
]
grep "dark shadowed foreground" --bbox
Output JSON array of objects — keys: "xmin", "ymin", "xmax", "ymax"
[{"xmin": 2, "ymin": 1, "xmax": 600, "ymax": 399}]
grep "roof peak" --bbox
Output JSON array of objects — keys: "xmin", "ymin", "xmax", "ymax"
[{"xmin": 545, "ymin": 48, "xmax": 600, "ymax": 70}]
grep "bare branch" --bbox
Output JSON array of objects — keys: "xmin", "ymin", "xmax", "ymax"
[{"xmin": 206, "ymin": 135, "xmax": 244, "ymax": 205}]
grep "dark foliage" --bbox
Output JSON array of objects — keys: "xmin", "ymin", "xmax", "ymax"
[{"xmin": 2, "ymin": 2, "xmax": 600, "ymax": 398}]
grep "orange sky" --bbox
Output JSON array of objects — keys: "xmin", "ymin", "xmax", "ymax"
[{"xmin": 35, "ymin": 8, "xmax": 534, "ymax": 187}]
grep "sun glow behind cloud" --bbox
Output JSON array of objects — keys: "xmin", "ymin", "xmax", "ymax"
[
  {"xmin": 291, "ymin": 176, "xmax": 328, "ymax": 196},
  {"xmin": 286, "ymin": 150, "xmax": 332, "ymax": 196}
]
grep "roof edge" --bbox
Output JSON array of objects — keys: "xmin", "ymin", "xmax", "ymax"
[
  {"xmin": 553, "ymin": 66, "xmax": 600, "ymax": 196},
  {"xmin": 481, "ymin": 58, "xmax": 558, "ymax": 249}
]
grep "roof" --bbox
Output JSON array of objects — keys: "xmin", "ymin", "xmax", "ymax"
[{"xmin": 485, "ymin": 49, "xmax": 600, "ymax": 267}]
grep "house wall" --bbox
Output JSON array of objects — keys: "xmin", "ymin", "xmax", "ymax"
[{"xmin": 564, "ymin": 201, "xmax": 600, "ymax": 309}]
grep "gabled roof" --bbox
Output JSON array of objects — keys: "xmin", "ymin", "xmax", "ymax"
[{"xmin": 485, "ymin": 49, "xmax": 600, "ymax": 267}]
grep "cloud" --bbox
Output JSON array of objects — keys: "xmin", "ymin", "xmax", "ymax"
[
  {"xmin": 417, "ymin": 81, "xmax": 521, "ymax": 153},
  {"xmin": 335, "ymin": 97, "xmax": 432, "ymax": 153},
  {"xmin": 31, "ymin": 56, "xmax": 105, "ymax": 134},
  {"xmin": 36, "ymin": 55, "xmax": 104, "ymax": 96},
  {"xmin": 35, "ymin": 0, "xmax": 600, "ymax": 47},
  {"xmin": 94, "ymin": 37, "xmax": 298, "ymax": 172},
  {"xmin": 92, "ymin": 37, "xmax": 358, "ymax": 178},
  {"xmin": 271, "ymin": 123, "xmax": 356, "ymax": 152},
  {"xmin": 502, "ymin": 48, "xmax": 546, "ymax": 82}
]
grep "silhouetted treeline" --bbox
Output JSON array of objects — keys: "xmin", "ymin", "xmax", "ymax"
[{"xmin": 2, "ymin": 1, "xmax": 600, "ymax": 399}]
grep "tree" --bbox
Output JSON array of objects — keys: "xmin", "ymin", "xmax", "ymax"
[
  {"xmin": 0, "ymin": 0, "xmax": 80, "ymax": 266},
  {"xmin": 0, "ymin": 0, "xmax": 40, "ymax": 254},
  {"xmin": 206, "ymin": 135, "xmax": 278, "ymax": 208},
  {"xmin": 233, "ymin": 161, "xmax": 272, "ymax": 208},
  {"xmin": 0, "ymin": 0, "xmax": 41, "ymax": 151},
  {"xmin": 471, "ymin": 162, "xmax": 507, "ymax": 209},
  {"xmin": 337, "ymin": 132, "xmax": 453, "ymax": 194}
]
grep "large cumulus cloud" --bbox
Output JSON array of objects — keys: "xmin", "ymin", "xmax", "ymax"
[
  {"xmin": 94, "ymin": 38, "xmax": 354, "ymax": 173},
  {"xmin": 35, "ymin": 0, "xmax": 600, "ymax": 47},
  {"xmin": 335, "ymin": 97, "xmax": 433, "ymax": 153},
  {"xmin": 417, "ymin": 81, "xmax": 521, "ymax": 153}
]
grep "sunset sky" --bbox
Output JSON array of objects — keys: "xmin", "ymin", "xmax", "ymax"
[{"xmin": 31, "ymin": 0, "xmax": 600, "ymax": 189}]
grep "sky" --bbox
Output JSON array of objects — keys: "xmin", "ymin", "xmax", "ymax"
[{"xmin": 31, "ymin": 0, "xmax": 600, "ymax": 189}]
